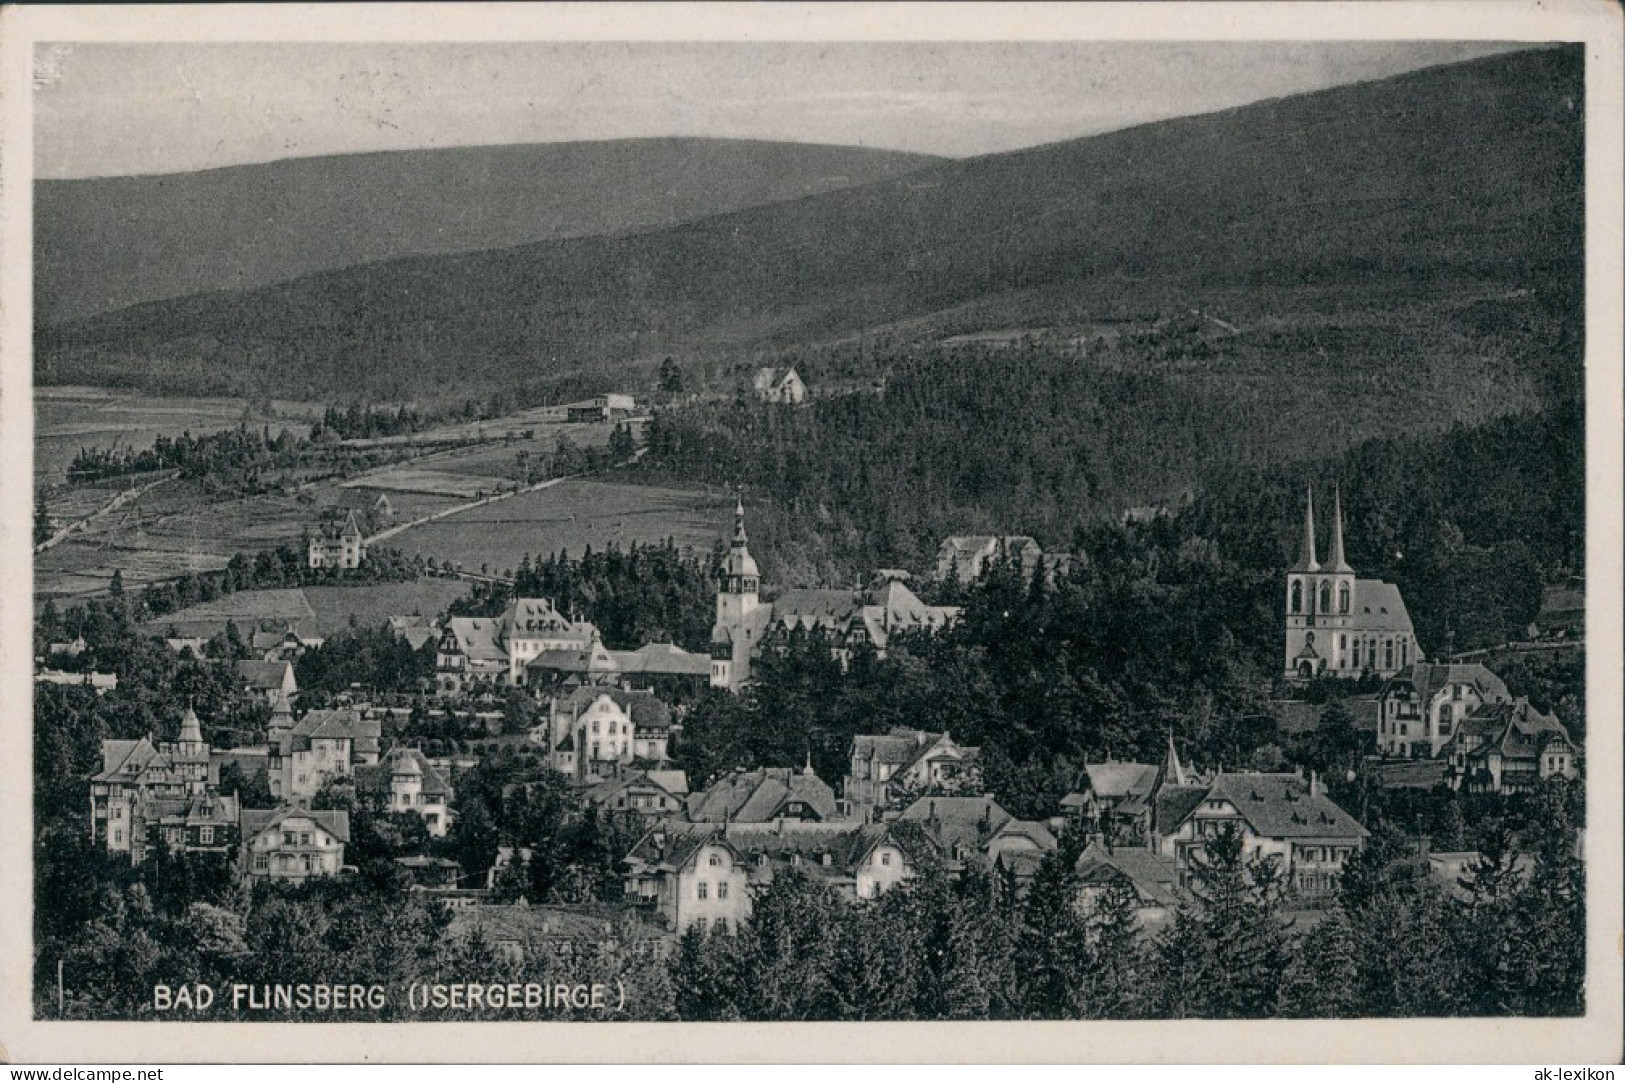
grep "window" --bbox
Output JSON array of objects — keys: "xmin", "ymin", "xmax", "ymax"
[
  {"xmin": 1319, "ymin": 583, "xmax": 1331, "ymax": 614},
  {"xmin": 113, "ymin": 829, "xmax": 123, "ymax": 845},
  {"xmin": 1385, "ymin": 640, "xmax": 1394, "ymax": 670},
  {"xmin": 200, "ymin": 827, "xmax": 213, "ymax": 844},
  {"xmin": 717, "ymin": 882, "xmax": 729, "ymax": 900},
  {"xmin": 693, "ymin": 918, "xmax": 708, "ymax": 935},
  {"xmin": 254, "ymin": 853, "xmax": 268, "ymax": 871},
  {"xmin": 880, "ymin": 852, "xmax": 891, "ymax": 867},
  {"xmin": 1290, "ymin": 581, "xmax": 1302, "ymax": 614},
  {"xmin": 697, "ymin": 882, "xmax": 708, "ymax": 900},
  {"xmin": 283, "ymin": 831, "xmax": 295, "ymax": 845},
  {"xmin": 1339, "ymin": 585, "xmax": 1349, "ymax": 614},
  {"xmin": 112, "ymin": 805, "xmax": 122, "ymax": 820},
  {"xmin": 708, "ymin": 854, "xmax": 721, "ymax": 867},
  {"xmin": 300, "ymin": 832, "xmax": 311, "ymax": 846}
]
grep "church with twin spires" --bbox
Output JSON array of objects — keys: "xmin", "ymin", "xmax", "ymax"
[{"xmin": 1284, "ymin": 485, "xmax": 1420, "ymax": 681}]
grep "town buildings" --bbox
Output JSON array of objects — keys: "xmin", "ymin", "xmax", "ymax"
[
  {"xmin": 709, "ymin": 499, "xmax": 959, "ymax": 691},
  {"xmin": 1377, "ymin": 662, "xmax": 1512, "ymax": 758},
  {"xmin": 622, "ymin": 819, "xmax": 934, "ymax": 932},
  {"xmin": 266, "ymin": 699, "xmax": 381, "ymax": 802},
  {"xmin": 435, "ymin": 597, "xmax": 598, "ymax": 692},
  {"xmin": 240, "ymin": 806, "xmax": 352, "ymax": 882},
  {"xmin": 356, "ymin": 747, "xmax": 454, "ymax": 836},
  {"xmin": 935, "ymin": 535, "xmax": 1070, "ymax": 585},
  {"xmin": 537, "ymin": 686, "xmax": 676, "ymax": 781},
  {"xmin": 1284, "ymin": 485, "xmax": 1420, "ymax": 680},
  {"xmin": 90, "ymin": 705, "xmax": 212, "ymax": 858},
  {"xmin": 235, "ymin": 658, "xmax": 298, "ymax": 705},
  {"xmin": 307, "ymin": 511, "xmax": 366, "ymax": 570},
  {"xmin": 565, "ymin": 394, "xmax": 637, "ymax": 423},
  {"xmin": 686, "ymin": 765, "xmax": 843, "ymax": 824},
  {"xmin": 1150, "ymin": 771, "xmax": 1368, "ymax": 898},
  {"xmin": 843, "ymin": 729, "xmax": 982, "ymax": 818},
  {"xmin": 1442, "ymin": 698, "xmax": 1581, "ymax": 793}
]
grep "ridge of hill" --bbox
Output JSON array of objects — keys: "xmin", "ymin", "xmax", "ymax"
[
  {"xmin": 35, "ymin": 137, "xmax": 942, "ymax": 326},
  {"xmin": 39, "ymin": 46, "xmax": 1581, "ymax": 405}
]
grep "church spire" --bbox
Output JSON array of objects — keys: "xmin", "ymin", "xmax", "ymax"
[
  {"xmin": 732, "ymin": 492, "xmax": 748, "ymax": 548},
  {"xmin": 1326, "ymin": 483, "xmax": 1353, "ymax": 573},
  {"xmin": 1164, "ymin": 732, "xmax": 1188, "ymax": 787},
  {"xmin": 1293, "ymin": 485, "xmax": 1320, "ymax": 572}
]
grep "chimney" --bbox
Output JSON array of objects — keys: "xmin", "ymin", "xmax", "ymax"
[{"xmin": 1310, "ymin": 770, "xmax": 1318, "ymax": 797}]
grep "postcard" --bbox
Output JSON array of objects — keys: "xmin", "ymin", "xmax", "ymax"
[{"xmin": 1, "ymin": 1, "xmax": 1620, "ymax": 1064}]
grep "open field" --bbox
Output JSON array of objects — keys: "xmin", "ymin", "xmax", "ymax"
[
  {"xmin": 406, "ymin": 417, "xmax": 627, "ymax": 477},
  {"xmin": 34, "ymin": 477, "xmax": 375, "ymax": 598},
  {"xmin": 302, "ymin": 581, "xmax": 473, "ymax": 631},
  {"xmin": 387, "ymin": 478, "xmax": 732, "ymax": 573},
  {"xmin": 139, "ymin": 580, "xmax": 473, "ymax": 639},
  {"xmin": 340, "ymin": 466, "xmax": 511, "ymax": 499},
  {"xmin": 35, "ymin": 386, "xmax": 318, "ymax": 487}
]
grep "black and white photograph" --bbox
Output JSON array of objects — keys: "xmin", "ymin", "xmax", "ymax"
[{"xmin": 2, "ymin": 1, "xmax": 1620, "ymax": 1065}]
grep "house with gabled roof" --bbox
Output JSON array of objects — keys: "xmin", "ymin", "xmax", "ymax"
[
  {"xmin": 584, "ymin": 769, "xmax": 690, "ymax": 819},
  {"xmin": 307, "ymin": 510, "xmax": 366, "ymax": 570},
  {"xmin": 267, "ymin": 702, "xmax": 380, "ymax": 801},
  {"xmin": 240, "ymin": 806, "xmax": 350, "ymax": 881},
  {"xmin": 685, "ymin": 765, "xmax": 842, "ymax": 824},
  {"xmin": 844, "ymin": 728, "xmax": 982, "ymax": 816},
  {"xmin": 1073, "ymin": 839, "xmax": 1181, "ymax": 928},
  {"xmin": 1378, "ymin": 661, "xmax": 1512, "ymax": 759},
  {"xmin": 1442, "ymin": 697, "xmax": 1580, "ymax": 794},
  {"xmin": 355, "ymin": 746, "xmax": 454, "ymax": 836},
  {"xmin": 89, "ymin": 705, "xmax": 212, "ymax": 859},
  {"xmin": 538, "ymin": 686, "xmax": 676, "ymax": 780},
  {"xmin": 751, "ymin": 366, "xmax": 807, "ymax": 405},
  {"xmin": 436, "ymin": 597, "xmax": 599, "ymax": 692},
  {"xmin": 235, "ymin": 658, "xmax": 298, "ymax": 704},
  {"xmin": 623, "ymin": 819, "xmax": 935, "ymax": 932},
  {"xmin": 896, "ymin": 794, "xmax": 1055, "ymax": 870},
  {"xmin": 141, "ymin": 791, "xmax": 241, "ymax": 862},
  {"xmin": 1150, "ymin": 771, "xmax": 1367, "ymax": 898}
]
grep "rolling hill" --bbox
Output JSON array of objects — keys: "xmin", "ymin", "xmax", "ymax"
[
  {"xmin": 35, "ymin": 138, "xmax": 942, "ymax": 326},
  {"xmin": 38, "ymin": 46, "xmax": 1582, "ymax": 403}
]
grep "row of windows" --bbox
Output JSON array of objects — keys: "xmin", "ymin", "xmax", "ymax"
[
  {"xmin": 694, "ymin": 881, "xmax": 731, "ymax": 900},
  {"xmin": 253, "ymin": 853, "xmax": 324, "ymax": 872},
  {"xmin": 1290, "ymin": 580, "xmax": 1350, "ymax": 616},
  {"xmin": 691, "ymin": 917, "xmax": 731, "ymax": 935}
]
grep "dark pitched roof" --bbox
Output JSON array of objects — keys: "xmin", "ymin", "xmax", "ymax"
[
  {"xmin": 896, "ymin": 795, "xmax": 1012, "ymax": 855},
  {"xmin": 1075, "ymin": 841, "xmax": 1181, "ymax": 907},
  {"xmin": 235, "ymin": 659, "xmax": 294, "ymax": 690},
  {"xmin": 1198, "ymin": 774, "xmax": 1368, "ymax": 840},
  {"xmin": 1154, "ymin": 785, "xmax": 1208, "ymax": 835},
  {"xmin": 1082, "ymin": 762, "xmax": 1160, "ymax": 800},
  {"xmin": 240, "ymin": 806, "xmax": 351, "ymax": 844},
  {"xmin": 355, "ymin": 747, "xmax": 452, "ymax": 799},
  {"xmin": 686, "ymin": 767, "xmax": 840, "ymax": 823},
  {"xmin": 1384, "ymin": 662, "xmax": 1510, "ymax": 707}
]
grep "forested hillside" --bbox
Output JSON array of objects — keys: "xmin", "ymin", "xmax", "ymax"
[
  {"xmin": 39, "ymin": 47, "xmax": 1581, "ymax": 402},
  {"xmin": 635, "ymin": 342, "xmax": 1582, "ymax": 607},
  {"xmin": 37, "ymin": 138, "xmax": 938, "ymax": 326}
]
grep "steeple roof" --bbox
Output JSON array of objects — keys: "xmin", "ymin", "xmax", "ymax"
[
  {"xmin": 726, "ymin": 495, "xmax": 760, "ymax": 580},
  {"xmin": 1325, "ymin": 484, "xmax": 1353, "ymax": 573},
  {"xmin": 1163, "ymin": 733, "xmax": 1188, "ymax": 787},
  {"xmin": 178, "ymin": 704, "xmax": 204, "ymax": 746},
  {"xmin": 1292, "ymin": 485, "xmax": 1320, "ymax": 572}
]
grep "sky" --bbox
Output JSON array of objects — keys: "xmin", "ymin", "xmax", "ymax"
[{"xmin": 34, "ymin": 41, "xmax": 1531, "ymax": 179}]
